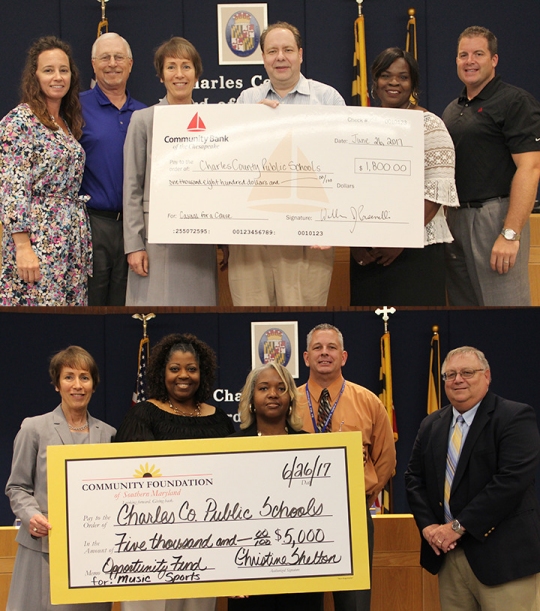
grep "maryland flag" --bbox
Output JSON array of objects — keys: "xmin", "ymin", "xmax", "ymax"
[
  {"xmin": 373, "ymin": 330, "xmax": 397, "ymax": 514},
  {"xmin": 427, "ymin": 326, "xmax": 441, "ymax": 414},
  {"xmin": 379, "ymin": 332, "xmax": 398, "ymax": 441},
  {"xmin": 132, "ymin": 336, "xmax": 150, "ymax": 405},
  {"xmin": 405, "ymin": 8, "xmax": 417, "ymax": 59},
  {"xmin": 352, "ymin": 12, "xmax": 369, "ymax": 106}
]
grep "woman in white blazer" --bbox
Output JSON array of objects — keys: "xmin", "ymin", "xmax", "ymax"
[{"xmin": 5, "ymin": 345, "xmax": 116, "ymax": 611}]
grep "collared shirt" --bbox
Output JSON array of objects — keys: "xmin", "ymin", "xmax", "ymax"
[
  {"xmin": 79, "ymin": 84, "xmax": 146, "ymax": 212},
  {"xmin": 448, "ymin": 402, "xmax": 480, "ymax": 449},
  {"xmin": 297, "ymin": 376, "xmax": 396, "ymax": 502},
  {"xmin": 237, "ymin": 73, "xmax": 345, "ymax": 106},
  {"xmin": 442, "ymin": 75, "xmax": 540, "ymax": 203}
]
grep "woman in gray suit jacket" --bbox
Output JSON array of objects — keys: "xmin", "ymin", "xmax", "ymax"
[
  {"xmin": 123, "ymin": 37, "xmax": 219, "ymax": 307},
  {"xmin": 5, "ymin": 346, "xmax": 116, "ymax": 611}
]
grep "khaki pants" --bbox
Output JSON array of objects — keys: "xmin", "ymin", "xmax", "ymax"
[{"xmin": 228, "ymin": 245, "xmax": 334, "ymax": 306}]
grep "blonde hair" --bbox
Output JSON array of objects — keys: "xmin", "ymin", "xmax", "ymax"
[{"xmin": 238, "ymin": 363, "xmax": 303, "ymax": 431}]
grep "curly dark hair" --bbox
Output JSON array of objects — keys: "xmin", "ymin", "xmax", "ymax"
[
  {"xmin": 371, "ymin": 47, "xmax": 420, "ymax": 104},
  {"xmin": 146, "ymin": 333, "xmax": 217, "ymax": 403},
  {"xmin": 20, "ymin": 36, "xmax": 83, "ymax": 139}
]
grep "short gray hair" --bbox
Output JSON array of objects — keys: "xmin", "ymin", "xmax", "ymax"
[
  {"xmin": 92, "ymin": 32, "xmax": 132, "ymax": 59},
  {"xmin": 442, "ymin": 346, "xmax": 490, "ymax": 373},
  {"xmin": 306, "ymin": 323, "xmax": 344, "ymax": 351}
]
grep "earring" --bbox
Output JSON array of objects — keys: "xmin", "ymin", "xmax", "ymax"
[
  {"xmin": 250, "ymin": 404, "xmax": 256, "ymax": 413},
  {"xmin": 288, "ymin": 405, "xmax": 292, "ymax": 417}
]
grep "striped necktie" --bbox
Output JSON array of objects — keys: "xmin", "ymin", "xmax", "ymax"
[
  {"xmin": 444, "ymin": 415, "xmax": 465, "ymax": 523},
  {"xmin": 317, "ymin": 388, "xmax": 332, "ymax": 432}
]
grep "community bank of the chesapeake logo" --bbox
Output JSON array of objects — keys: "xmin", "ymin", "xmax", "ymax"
[
  {"xmin": 225, "ymin": 10, "xmax": 261, "ymax": 59},
  {"xmin": 258, "ymin": 327, "xmax": 292, "ymax": 367},
  {"xmin": 187, "ymin": 112, "xmax": 206, "ymax": 132}
]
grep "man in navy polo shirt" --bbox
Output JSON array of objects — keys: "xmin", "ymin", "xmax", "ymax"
[
  {"xmin": 80, "ymin": 33, "xmax": 146, "ymax": 305},
  {"xmin": 443, "ymin": 26, "xmax": 540, "ymax": 306}
]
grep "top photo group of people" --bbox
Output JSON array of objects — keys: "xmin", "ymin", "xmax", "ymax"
[{"xmin": 1, "ymin": 21, "xmax": 540, "ymax": 308}]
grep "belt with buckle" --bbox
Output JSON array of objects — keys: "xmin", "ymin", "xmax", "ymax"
[
  {"xmin": 459, "ymin": 195, "xmax": 508, "ymax": 209},
  {"xmin": 88, "ymin": 208, "xmax": 123, "ymax": 221}
]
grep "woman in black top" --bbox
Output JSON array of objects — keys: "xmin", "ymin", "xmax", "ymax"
[
  {"xmin": 115, "ymin": 333, "xmax": 234, "ymax": 611},
  {"xmin": 116, "ymin": 333, "xmax": 234, "ymax": 443},
  {"xmin": 229, "ymin": 363, "xmax": 323, "ymax": 611}
]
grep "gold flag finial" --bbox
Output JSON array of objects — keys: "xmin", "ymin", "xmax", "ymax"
[
  {"xmin": 97, "ymin": 0, "xmax": 109, "ymax": 38},
  {"xmin": 408, "ymin": 7, "xmax": 416, "ymax": 17},
  {"xmin": 132, "ymin": 313, "xmax": 156, "ymax": 339}
]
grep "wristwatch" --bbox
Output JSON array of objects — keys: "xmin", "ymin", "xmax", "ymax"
[
  {"xmin": 451, "ymin": 519, "xmax": 466, "ymax": 536},
  {"xmin": 501, "ymin": 228, "xmax": 520, "ymax": 241}
]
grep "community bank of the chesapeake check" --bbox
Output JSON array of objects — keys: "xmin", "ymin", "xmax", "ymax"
[{"xmin": 148, "ymin": 104, "xmax": 424, "ymax": 248}]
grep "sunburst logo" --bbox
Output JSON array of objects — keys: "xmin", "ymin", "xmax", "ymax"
[{"xmin": 133, "ymin": 463, "xmax": 162, "ymax": 478}]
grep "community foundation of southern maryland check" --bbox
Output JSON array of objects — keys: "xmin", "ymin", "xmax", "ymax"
[
  {"xmin": 147, "ymin": 104, "xmax": 425, "ymax": 248},
  {"xmin": 48, "ymin": 433, "xmax": 368, "ymax": 604}
]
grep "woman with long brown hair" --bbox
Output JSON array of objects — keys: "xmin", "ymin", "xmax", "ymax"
[{"xmin": 0, "ymin": 36, "xmax": 91, "ymax": 305}]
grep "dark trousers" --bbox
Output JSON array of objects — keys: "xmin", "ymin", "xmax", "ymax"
[
  {"xmin": 87, "ymin": 210, "xmax": 127, "ymax": 306},
  {"xmin": 350, "ymin": 244, "xmax": 446, "ymax": 306},
  {"xmin": 333, "ymin": 503, "xmax": 374, "ymax": 611}
]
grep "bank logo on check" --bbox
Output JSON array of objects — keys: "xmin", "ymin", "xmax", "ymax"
[{"xmin": 187, "ymin": 112, "xmax": 206, "ymax": 132}]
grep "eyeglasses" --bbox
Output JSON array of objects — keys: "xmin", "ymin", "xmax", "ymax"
[
  {"xmin": 94, "ymin": 54, "xmax": 129, "ymax": 63},
  {"xmin": 442, "ymin": 368, "xmax": 485, "ymax": 382}
]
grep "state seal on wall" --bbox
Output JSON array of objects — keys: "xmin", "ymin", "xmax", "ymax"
[
  {"xmin": 258, "ymin": 327, "xmax": 292, "ymax": 367},
  {"xmin": 218, "ymin": 4, "xmax": 267, "ymax": 65},
  {"xmin": 225, "ymin": 10, "xmax": 260, "ymax": 58}
]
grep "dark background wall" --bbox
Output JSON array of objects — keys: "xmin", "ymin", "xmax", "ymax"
[
  {"xmin": 1, "ymin": 0, "xmax": 539, "ymax": 118},
  {"xmin": 1, "ymin": 307, "xmax": 540, "ymax": 526}
]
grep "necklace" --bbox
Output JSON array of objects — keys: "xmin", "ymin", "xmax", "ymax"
[
  {"xmin": 168, "ymin": 400, "xmax": 201, "ymax": 417},
  {"xmin": 257, "ymin": 425, "xmax": 289, "ymax": 436},
  {"xmin": 68, "ymin": 421, "xmax": 88, "ymax": 432}
]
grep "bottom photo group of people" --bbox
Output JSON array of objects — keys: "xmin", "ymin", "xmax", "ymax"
[{"xmin": 5, "ymin": 323, "xmax": 540, "ymax": 611}]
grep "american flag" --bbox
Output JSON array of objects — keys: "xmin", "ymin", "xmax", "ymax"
[{"xmin": 132, "ymin": 337, "xmax": 149, "ymax": 405}]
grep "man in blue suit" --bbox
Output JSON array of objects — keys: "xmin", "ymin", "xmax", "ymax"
[{"xmin": 405, "ymin": 346, "xmax": 540, "ymax": 610}]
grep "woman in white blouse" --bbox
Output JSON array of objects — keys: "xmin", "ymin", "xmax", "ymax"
[{"xmin": 350, "ymin": 47, "xmax": 458, "ymax": 306}]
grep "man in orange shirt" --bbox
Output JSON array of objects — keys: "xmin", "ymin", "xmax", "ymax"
[{"xmin": 297, "ymin": 323, "xmax": 396, "ymax": 611}]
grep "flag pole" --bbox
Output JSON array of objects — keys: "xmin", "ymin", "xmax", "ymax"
[
  {"xmin": 427, "ymin": 325, "xmax": 441, "ymax": 414},
  {"xmin": 405, "ymin": 8, "xmax": 417, "ymax": 59},
  {"xmin": 97, "ymin": 0, "xmax": 109, "ymax": 38},
  {"xmin": 375, "ymin": 306, "xmax": 397, "ymax": 514},
  {"xmin": 352, "ymin": 0, "xmax": 369, "ymax": 106},
  {"xmin": 131, "ymin": 313, "xmax": 155, "ymax": 405},
  {"xmin": 132, "ymin": 312, "xmax": 155, "ymax": 339}
]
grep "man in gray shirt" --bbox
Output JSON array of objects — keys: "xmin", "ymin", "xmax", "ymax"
[{"xmin": 228, "ymin": 22, "xmax": 345, "ymax": 306}]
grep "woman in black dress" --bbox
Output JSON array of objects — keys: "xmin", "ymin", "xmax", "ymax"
[
  {"xmin": 229, "ymin": 362, "xmax": 323, "ymax": 611},
  {"xmin": 115, "ymin": 333, "xmax": 234, "ymax": 611}
]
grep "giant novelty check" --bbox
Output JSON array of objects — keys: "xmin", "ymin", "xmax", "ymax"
[
  {"xmin": 148, "ymin": 104, "xmax": 424, "ymax": 247},
  {"xmin": 48, "ymin": 433, "xmax": 368, "ymax": 604}
]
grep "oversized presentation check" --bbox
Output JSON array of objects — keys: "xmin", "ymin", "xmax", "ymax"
[
  {"xmin": 148, "ymin": 104, "xmax": 425, "ymax": 247},
  {"xmin": 48, "ymin": 433, "xmax": 368, "ymax": 604}
]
